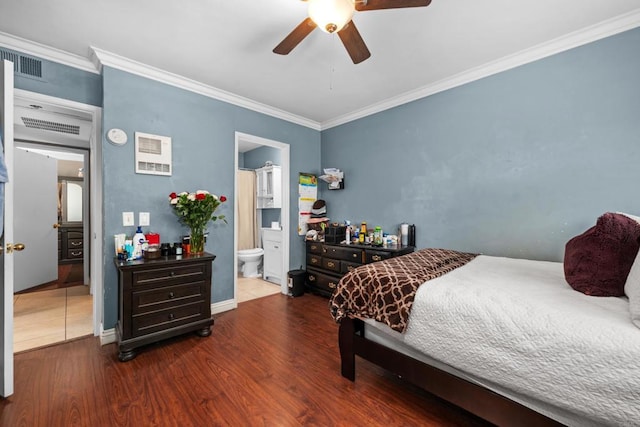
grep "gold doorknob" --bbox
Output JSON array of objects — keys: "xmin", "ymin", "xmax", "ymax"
[
  {"xmin": 5, "ymin": 243, "xmax": 26, "ymax": 254},
  {"xmin": 53, "ymin": 223, "xmax": 60, "ymax": 229}
]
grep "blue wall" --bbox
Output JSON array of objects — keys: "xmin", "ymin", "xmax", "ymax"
[
  {"xmin": 102, "ymin": 67, "xmax": 320, "ymax": 328},
  {"xmin": 4, "ymin": 46, "xmax": 102, "ymax": 107},
  {"xmin": 321, "ymin": 27, "xmax": 640, "ymax": 262}
]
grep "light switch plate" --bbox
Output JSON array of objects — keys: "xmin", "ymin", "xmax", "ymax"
[
  {"xmin": 123, "ymin": 212, "xmax": 134, "ymax": 227},
  {"xmin": 139, "ymin": 212, "xmax": 150, "ymax": 226}
]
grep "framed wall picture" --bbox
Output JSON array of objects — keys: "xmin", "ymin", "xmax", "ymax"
[{"xmin": 134, "ymin": 132, "xmax": 172, "ymax": 176}]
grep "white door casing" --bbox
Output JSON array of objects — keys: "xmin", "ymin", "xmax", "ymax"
[
  {"xmin": 13, "ymin": 148, "xmax": 58, "ymax": 292},
  {"xmin": 1, "ymin": 59, "xmax": 15, "ymax": 398}
]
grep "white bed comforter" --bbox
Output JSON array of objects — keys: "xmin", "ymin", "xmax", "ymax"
[{"xmin": 403, "ymin": 255, "xmax": 640, "ymax": 427}]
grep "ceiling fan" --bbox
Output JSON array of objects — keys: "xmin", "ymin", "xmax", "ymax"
[{"xmin": 273, "ymin": 0, "xmax": 432, "ymax": 64}]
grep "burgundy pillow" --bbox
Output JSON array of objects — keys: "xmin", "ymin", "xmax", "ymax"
[{"xmin": 564, "ymin": 213, "xmax": 640, "ymax": 296}]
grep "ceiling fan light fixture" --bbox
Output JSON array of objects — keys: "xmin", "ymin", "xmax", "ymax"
[{"xmin": 307, "ymin": 0, "xmax": 355, "ymax": 33}]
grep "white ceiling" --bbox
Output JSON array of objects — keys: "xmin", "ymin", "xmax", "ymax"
[{"xmin": 1, "ymin": 0, "xmax": 639, "ymax": 129}]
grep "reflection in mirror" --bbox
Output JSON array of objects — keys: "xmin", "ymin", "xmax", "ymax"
[
  {"xmin": 67, "ymin": 182, "xmax": 83, "ymax": 222},
  {"xmin": 60, "ymin": 178, "xmax": 83, "ymax": 224}
]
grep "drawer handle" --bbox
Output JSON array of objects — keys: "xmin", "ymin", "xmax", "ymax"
[
  {"xmin": 70, "ymin": 251, "xmax": 82, "ymax": 256},
  {"xmin": 311, "ymin": 245, "xmax": 318, "ymax": 251},
  {"xmin": 274, "ymin": 245, "xmax": 279, "ymax": 249},
  {"xmin": 168, "ymin": 292, "xmax": 175, "ymax": 299},
  {"xmin": 372, "ymin": 255, "xmax": 382, "ymax": 261},
  {"xmin": 70, "ymin": 241, "xmax": 82, "ymax": 246},
  {"xmin": 170, "ymin": 271, "xmax": 175, "ymax": 277},
  {"xmin": 352, "ymin": 253, "xmax": 358, "ymax": 259},
  {"xmin": 168, "ymin": 313, "xmax": 175, "ymax": 320},
  {"xmin": 309, "ymin": 275, "xmax": 316, "ymax": 282},
  {"xmin": 327, "ymin": 261, "xmax": 335, "ymax": 268},
  {"xmin": 347, "ymin": 266, "xmax": 354, "ymax": 272},
  {"xmin": 311, "ymin": 259, "xmax": 318, "ymax": 264},
  {"xmin": 328, "ymin": 282, "xmax": 337, "ymax": 289}
]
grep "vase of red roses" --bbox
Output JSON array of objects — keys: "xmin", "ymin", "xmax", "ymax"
[{"xmin": 168, "ymin": 190, "xmax": 227, "ymax": 255}]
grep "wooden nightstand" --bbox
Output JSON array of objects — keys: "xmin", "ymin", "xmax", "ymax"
[{"xmin": 114, "ymin": 252, "xmax": 215, "ymax": 361}]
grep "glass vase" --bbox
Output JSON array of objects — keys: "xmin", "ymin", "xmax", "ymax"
[{"xmin": 190, "ymin": 228, "xmax": 205, "ymax": 255}]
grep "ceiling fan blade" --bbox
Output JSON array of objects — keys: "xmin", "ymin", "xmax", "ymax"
[
  {"xmin": 356, "ymin": 0, "xmax": 431, "ymax": 11},
  {"xmin": 337, "ymin": 21, "xmax": 371, "ymax": 64},
  {"xmin": 273, "ymin": 17, "xmax": 317, "ymax": 55}
]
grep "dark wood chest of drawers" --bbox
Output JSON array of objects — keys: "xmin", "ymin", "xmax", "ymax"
[
  {"xmin": 58, "ymin": 226, "xmax": 83, "ymax": 264},
  {"xmin": 114, "ymin": 252, "xmax": 215, "ymax": 361},
  {"xmin": 306, "ymin": 242, "xmax": 414, "ymax": 297}
]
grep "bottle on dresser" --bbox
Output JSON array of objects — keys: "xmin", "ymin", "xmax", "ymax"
[{"xmin": 359, "ymin": 222, "xmax": 367, "ymax": 244}]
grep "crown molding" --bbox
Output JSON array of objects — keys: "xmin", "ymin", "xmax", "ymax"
[
  {"xmin": 320, "ymin": 8, "xmax": 640, "ymax": 130},
  {"xmin": 91, "ymin": 47, "xmax": 321, "ymax": 131},
  {"xmin": 0, "ymin": 31, "xmax": 99, "ymax": 74}
]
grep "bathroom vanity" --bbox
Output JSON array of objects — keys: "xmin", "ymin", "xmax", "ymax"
[
  {"xmin": 114, "ymin": 252, "xmax": 215, "ymax": 361},
  {"xmin": 262, "ymin": 228, "xmax": 282, "ymax": 284}
]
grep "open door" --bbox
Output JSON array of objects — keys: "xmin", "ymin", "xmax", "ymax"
[
  {"xmin": 13, "ymin": 148, "xmax": 58, "ymax": 292},
  {"xmin": 1, "ymin": 59, "xmax": 15, "ymax": 397}
]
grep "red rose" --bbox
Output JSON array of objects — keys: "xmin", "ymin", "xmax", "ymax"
[
  {"xmin": 220, "ymin": 195, "xmax": 227, "ymax": 202},
  {"xmin": 169, "ymin": 192, "xmax": 177, "ymax": 199},
  {"xmin": 195, "ymin": 193, "xmax": 206, "ymax": 201}
]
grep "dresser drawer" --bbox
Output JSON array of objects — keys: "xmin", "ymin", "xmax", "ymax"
[
  {"xmin": 341, "ymin": 260, "xmax": 361, "ymax": 274},
  {"xmin": 306, "ymin": 242, "xmax": 323, "ymax": 255},
  {"xmin": 307, "ymin": 269, "xmax": 340, "ymax": 294},
  {"xmin": 323, "ymin": 245, "xmax": 362, "ymax": 263},
  {"xmin": 322, "ymin": 257, "xmax": 341, "ymax": 273},
  {"xmin": 307, "ymin": 254, "xmax": 322, "ymax": 268},
  {"xmin": 67, "ymin": 231, "xmax": 83, "ymax": 240},
  {"xmin": 67, "ymin": 249, "xmax": 83, "ymax": 259},
  {"xmin": 68, "ymin": 238, "xmax": 83, "ymax": 249},
  {"xmin": 132, "ymin": 283, "xmax": 205, "ymax": 315},
  {"xmin": 365, "ymin": 249, "xmax": 393, "ymax": 264},
  {"xmin": 132, "ymin": 264, "xmax": 207, "ymax": 288},
  {"xmin": 131, "ymin": 302, "xmax": 206, "ymax": 337}
]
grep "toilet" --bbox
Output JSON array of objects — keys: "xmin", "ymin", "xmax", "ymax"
[{"xmin": 237, "ymin": 248, "xmax": 264, "ymax": 278}]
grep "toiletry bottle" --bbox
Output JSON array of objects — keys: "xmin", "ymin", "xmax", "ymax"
[
  {"xmin": 132, "ymin": 226, "xmax": 145, "ymax": 259},
  {"xmin": 359, "ymin": 222, "xmax": 367, "ymax": 244},
  {"xmin": 345, "ymin": 220, "xmax": 351, "ymax": 245}
]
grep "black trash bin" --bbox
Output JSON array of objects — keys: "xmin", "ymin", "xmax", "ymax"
[{"xmin": 288, "ymin": 269, "xmax": 306, "ymax": 297}]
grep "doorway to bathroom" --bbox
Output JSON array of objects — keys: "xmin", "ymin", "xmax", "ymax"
[{"xmin": 234, "ymin": 132, "xmax": 290, "ymax": 304}]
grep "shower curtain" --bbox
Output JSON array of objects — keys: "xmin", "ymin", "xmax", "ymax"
[{"xmin": 237, "ymin": 170, "xmax": 258, "ymax": 250}]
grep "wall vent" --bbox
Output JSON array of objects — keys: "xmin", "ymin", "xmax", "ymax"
[
  {"xmin": 21, "ymin": 117, "xmax": 81, "ymax": 135},
  {"xmin": 0, "ymin": 48, "xmax": 44, "ymax": 80}
]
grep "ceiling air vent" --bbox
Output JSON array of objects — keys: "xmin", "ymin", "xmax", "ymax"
[
  {"xmin": 0, "ymin": 48, "xmax": 44, "ymax": 80},
  {"xmin": 20, "ymin": 55, "xmax": 42, "ymax": 78},
  {"xmin": 0, "ymin": 50, "xmax": 19, "ymax": 72},
  {"xmin": 21, "ymin": 117, "xmax": 81, "ymax": 135}
]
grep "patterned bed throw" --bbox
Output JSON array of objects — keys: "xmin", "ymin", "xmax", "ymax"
[{"xmin": 329, "ymin": 248, "xmax": 477, "ymax": 332}]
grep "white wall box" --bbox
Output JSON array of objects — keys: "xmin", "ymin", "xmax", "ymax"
[
  {"xmin": 256, "ymin": 165, "xmax": 281, "ymax": 209},
  {"xmin": 134, "ymin": 132, "xmax": 172, "ymax": 176},
  {"xmin": 262, "ymin": 228, "xmax": 282, "ymax": 284}
]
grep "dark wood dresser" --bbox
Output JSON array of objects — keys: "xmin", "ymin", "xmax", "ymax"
[
  {"xmin": 114, "ymin": 252, "xmax": 215, "ymax": 361},
  {"xmin": 306, "ymin": 242, "xmax": 414, "ymax": 297},
  {"xmin": 58, "ymin": 225, "xmax": 83, "ymax": 264}
]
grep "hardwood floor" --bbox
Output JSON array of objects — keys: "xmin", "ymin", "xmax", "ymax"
[{"xmin": 1, "ymin": 293, "xmax": 489, "ymax": 427}]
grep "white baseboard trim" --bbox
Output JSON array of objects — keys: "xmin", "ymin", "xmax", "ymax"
[
  {"xmin": 212, "ymin": 299, "xmax": 237, "ymax": 315},
  {"xmin": 99, "ymin": 299, "xmax": 236, "ymax": 346},
  {"xmin": 100, "ymin": 328, "xmax": 116, "ymax": 345}
]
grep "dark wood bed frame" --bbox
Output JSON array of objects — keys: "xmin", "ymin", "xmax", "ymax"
[{"xmin": 339, "ymin": 317, "xmax": 565, "ymax": 427}]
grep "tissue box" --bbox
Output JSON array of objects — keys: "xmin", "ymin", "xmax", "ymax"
[
  {"xmin": 145, "ymin": 233, "xmax": 160, "ymax": 245},
  {"xmin": 324, "ymin": 225, "xmax": 346, "ymax": 244}
]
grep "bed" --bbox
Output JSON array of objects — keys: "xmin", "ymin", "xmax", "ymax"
[{"xmin": 329, "ymin": 213, "xmax": 640, "ymax": 427}]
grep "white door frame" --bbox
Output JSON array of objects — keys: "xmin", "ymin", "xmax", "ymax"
[
  {"xmin": 234, "ymin": 132, "xmax": 290, "ymax": 301},
  {"xmin": 1, "ymin": 59, "xmax": 15, "ymax": 397},
  {"xmin": 14, "ymin": 89, "xmax": 103, "ymax": 336}
]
